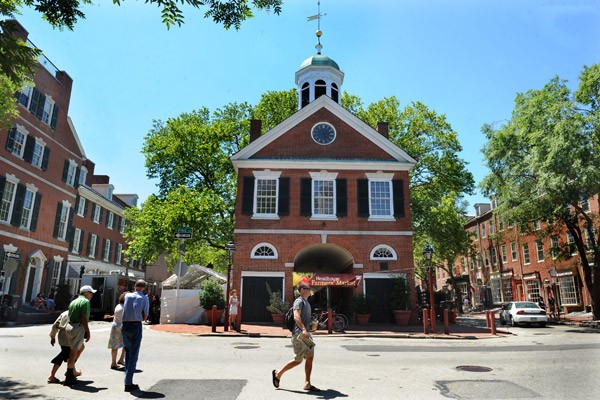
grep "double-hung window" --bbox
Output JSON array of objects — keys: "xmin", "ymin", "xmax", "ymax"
[
  {"xmin": 92, "ymin": 204, "xmax": 100, "ymax": 224},
  {"xmin": 522, "ymin": 243, "xmax": 530, "ymax": 265},
  {"xmin": 57, "ymin": 202, "xmax": 70, "ymax": 240},
  {"xmin": 510, "ymin": 241, "xmax": 517, "ymax": 261},
  {"xmin": 89, "ymin": 234, "xmax": 97, "ymax": 258},
  {"xmin": 366, "ymin": 172, "xmax": 394, "ymax": 219},
  {"xmin": 536, "ymin": 240, "xmax": 544, "ymax": 262},
  {"xmin": 103, "ymin": 239, "xmax": 111, "ymax": 261},
  {"xmin": 119, "ymin": 217, "xmax": 125, "ymax": 234},
  {"xmin": 253, "ymin": 170, "xmax": 280, "ymax": 217},
  {"xmin": 0, "ymin": 176, "xmax": 18, "ymax": 223},
  {"xmin": 31, "ymin": 138, "xmax": 46, "ymax": 168},
  {"xmin": 10, "ymin": 126, "xmax": 27, "ymax": 158},
  {"xmin": 107, "ymin": 211, "xmax": 114, "ymax": 229},
  {"xmin": 66, "ymin": 160, "xmax": 77, "ymax": 186},
  {"xmin": 18, "ymin": 86, "xmax": 33, "ymax": 108},
  {"xmin": 77, "ymin": 197, "xmax": 86, "ymax": 217},
  {"xmin": 72, "ymin": 228, "xmax": 82, "ymax": 254},
  {"xmin": 78, "ymin": 167, "xmax": 87, "ymax": 187},
  {"xmin": 19, "ymin": 187, "xmax": 37, "ymax": 229},
  {"xmin": 313, "ymin": 179, "xmax": 335, "ymax": 216},
  {"xmin": 116, "ymin": 244, "xmax": 123, "ymax": 264},
  {"xmin": 501, "ymin": 244, "xmax": 507, "ymax": 263},
  {"xmin": 41, "ymin": 96, "xmax": 55, "ymax": 125}
]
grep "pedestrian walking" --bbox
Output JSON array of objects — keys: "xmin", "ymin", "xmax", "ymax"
[
  {"xmin": 229, "ymin": 289, "xmax": 239, "ymax": 330},
  {"xmin": 272, "ymin": 279, "xmax": 320, "ymax": 392},
  {"xmin": 63, "ymin": 285, "xmax": 95, "ymax": 386},
  {"xmin": 548, "ymin": 294, "xmax": 557, "ymax": 320},
  {"xmin": 121, "ymin": 279, "xmax": 150, "ymax": 392},
  {"xmin": 47, "ymin": 311, "xmax": 76, "ymax": 384},
  {"xmin": 109, "ymin": 292, "xmax": 126, "ymax": 370}
]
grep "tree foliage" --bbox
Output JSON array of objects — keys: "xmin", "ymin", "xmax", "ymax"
[
  {"xmin": 481, "ymin": 63, "xmax": 600, "ymax": 319},
  {"xmin": 127, "ymin": 90, "xmax": 474, "ymax": 275}
]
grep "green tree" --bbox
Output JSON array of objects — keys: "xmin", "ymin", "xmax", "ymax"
[
  {"xmin": 481, "ymin": 64, "xmax": 600, "ymax": 319},
  {"xmin": 346, "ymin": 96, "xmax": 475, "ymax": 265}
]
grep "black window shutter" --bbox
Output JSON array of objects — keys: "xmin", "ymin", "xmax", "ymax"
[
  {"xmin": 50, "ymin": 104, "xmax": 59, "ymax": 129},
  {"xmin": 41, "ymin": 145, "xmax": 50, "ymax": 171},
  {"xmin": 278, "ymin": 177, "xmax": 290, "ymax": 216},
  {"xmin": 61, "ymin": 160, "xmax": 69, "ymax": 182},
  {"xmin": 30, "ymin": 192, "xmax": 42, "ymax": 231},
  {"xmin": 336, "ymin": 179, "xmax": 348, "ymax": 217},
  {"xmin": 53, "ymin": 202, "xmax": 62, "ymax": 238},
  {"xmin": 241, "ymin": 176, "xmax": 255, "ymax": 215},
  {"xmin": 95, "ymin": 236, "xmax": 100, "ymax": 256},
  {"xmin": 35, "ymin": 93, "xmax": 46, "ymax": 120},
  {"xmin": 98, "ymin": 207, "xmax": 104, "ymax": 224},
  {"xmin": 5, "ymin": 126, "xmax": 16, "ymax": 152},
  {"xmin": 10, "ymin": 184, "xmax": 26, "ymax": 226},
  {"xmin": 87, "ymin": 233, "xmax": 92, "ymax": 256},
  {"xmin": 75, "ymin": 195, "xmax": 80, "ymax": 213},
  {"xmin": 0, "ymin": 176, "xmax": 5, "ymax": 196},
  {"xmin": 66, "ymin": 207, "xmax": 75, "ymax": 243},
  {"xmin": 300, "ymin": 178, "xmax": 312, "ymax": 216},
  {"xmin": 29, "ymin": 88, "xmax": 40, "ymax": 113},
  {"xmin": 102, "ymin": 238, "xmax": 107, "ymax": 259},
  {"xmin": 74, "ymin": 167, "xmax": 80, "ymax": 188},
  {"xmin": 108, "ymin": 241, "xmax": 113, "ymax": 262},
  {"xmin": 392, "ymin": 179, "xmax": 405, "ymax": 218},
  {"xmin": 357, "ymin": 179, "xmax": 370, "ymax": 217},
  {"xmin": 44, "ymin": 259, "xmax": 54, "ymax": 292},
  {"xmin": 23, "ymin": 135, "xmax": 35, "ymax": 163},
  {"xmin": 78, "ymin": 230, "xmax": 85, "ymax": 253},
  {"xmin": 83, "ymin": 199, "xmax": 89, "ymax": 218}
]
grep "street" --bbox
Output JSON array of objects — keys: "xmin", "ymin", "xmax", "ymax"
[{"xmin": 1, "ymin": 322, "xmax": 599, "ymax": 399}]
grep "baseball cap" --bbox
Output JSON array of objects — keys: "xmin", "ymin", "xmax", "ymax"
[{"xmin": 80, "ymin": 285, "xmax": 97, "ymax": 294}]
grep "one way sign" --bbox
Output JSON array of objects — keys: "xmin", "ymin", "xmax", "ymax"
[{"xmin": 175, "ymin": 227, "xmax": 193, "ymax": 239}]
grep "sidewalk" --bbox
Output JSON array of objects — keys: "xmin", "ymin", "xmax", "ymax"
[{"xmin": 150, "ymin": 316, "xmax": 511, "ymax": 339}]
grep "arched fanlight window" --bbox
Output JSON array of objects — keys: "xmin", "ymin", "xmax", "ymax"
[
  {"xmin": 331, "ymin": 83, "xmax": 339, "ymax": 103},
  {"xmin": 370, "ymin": 245, "xmax": 397, "ymax": 260},
  {"xmin": 301, "ymin": 82, "xmax": 310, "ymax": 108},
  {"xmin": 251, "ymin": 243, "xmax": 278, "ymax": 259},
  {"xmin": 315, "ymin": 79, "xmax": 326, "ymax": 99}
]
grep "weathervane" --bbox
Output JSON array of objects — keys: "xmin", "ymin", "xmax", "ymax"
[{"xmin": 307, "ymin": 0, "xmax": 326, "ymax": 54}]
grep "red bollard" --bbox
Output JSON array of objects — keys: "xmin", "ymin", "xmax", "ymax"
[
  {"xmin": 327, "ymin": 308, "xmax": 333, "ymax": 334},
  {"xmin": 490, "ymin": 312, "xmax": 497, "ymax": 335},
  {"xmin": 211, "ymin": 305, "xmax": 217, "ymax": 333},
  {"xmin": 430, "ymin": 307, "xmax": 437, "ymax": 333},
  {"xmin": 423, "ymin": 309, "xmax": 429, "ymax": 334},
  {"xmin": 484, "ymin": 310, "xmax": 490, "ymax": 328},
  {"xmin": 443, "ymin": 309, "xmax": 450, "ymax": 335}
]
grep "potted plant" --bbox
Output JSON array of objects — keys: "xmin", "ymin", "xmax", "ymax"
[
  {"xmin": 351, "ymin": 293, "xmax": 377, "ymax": 326},
  {"xmin": 266, "ymin": 283, "xmax": 289, "ymax": 325},
  {"xmin": 199, "ymin": 278, "xmax": 226, "ymax": 325},
  {"xmin": 390, "ymin": 276, "xmax": 411, "ymax": 325}
]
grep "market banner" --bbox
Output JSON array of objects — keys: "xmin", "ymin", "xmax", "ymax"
[{"xmin": 310, "ymin": 274, "xmax": 362, "ymax": 287}]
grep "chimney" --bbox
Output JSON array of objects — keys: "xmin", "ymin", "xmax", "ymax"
[
  {"xmin": 250, "ymin": 119, "xmax": 262, "ymax": 142},
  {"xmin": 376, "ymin": 122, "xmax": 389, "ymax": 139}
]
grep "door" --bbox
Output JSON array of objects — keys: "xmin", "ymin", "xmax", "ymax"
[
  {"xmin": 365, "ymin": 278, "xmax": 396, "ymax": 323},
  {"xmin": 242, "ymin": 276, "xmax": 283, "ymax": 322}
]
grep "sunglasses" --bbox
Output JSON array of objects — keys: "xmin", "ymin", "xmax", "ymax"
[{"xmin": 300, "ymin": 287, "xmax": 311, "ymax": 291}]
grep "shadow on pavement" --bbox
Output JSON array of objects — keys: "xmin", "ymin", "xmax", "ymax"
[
  {"xmin": 276, "ymin": 388, "xmax": 349, "ymax": 398},
  {"xmin": 0, "ymin": 376, "xmax": 45, "ymax": 399},
  {"xmin": 65, "ymin": 379, "xmax": 108, "ymax": 394}
]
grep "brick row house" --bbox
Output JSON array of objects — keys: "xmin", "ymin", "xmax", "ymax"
[
  {"xmin": 0, "ymin": 21, "xmax": 140, "ymax": 314},
  {"xmin": 230, "ymin": 36, "xmax": 417, "ymax": 323},
  {"xmin": 445, "ymin": 200, "xmax": 595, "ymax": 314}
]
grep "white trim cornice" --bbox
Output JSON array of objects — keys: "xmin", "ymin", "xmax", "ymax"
[
  {"xmin": 235, "ymin": 229, "xmax": 412, "ymax": 236},
  {"xmin": 233, "ymin": 159, "xmax": 413, "ymax": 171}
]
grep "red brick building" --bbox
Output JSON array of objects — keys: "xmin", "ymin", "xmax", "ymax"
[
  {"xmin": 448, "ymin": 199, "xmax": 595, "ymax": 314},
  {"xmin": 0, "ymin": 21, "xmax": 140, "ymax": 311},
  {"xmin": 230, "ymin": 45, "xmax": 416, "ymax": 323}
]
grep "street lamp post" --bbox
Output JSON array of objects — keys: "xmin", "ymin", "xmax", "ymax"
[
  {"xmin": 423, "ymin": 244, "xmax": 436, "ymax": 333},
  {"xmin": 223, "ymin": 242, "xmax": 235, "ymax": 332}
]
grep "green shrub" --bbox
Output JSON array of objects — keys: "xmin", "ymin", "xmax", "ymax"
[{"xmin": 198, "ymin": 278, "xmax": 226, "ymax": 310}]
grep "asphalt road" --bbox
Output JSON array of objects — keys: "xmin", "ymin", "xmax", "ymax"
[{"xmin": 1, "ymin": 322, "xmax": 599, "ymax": 399}]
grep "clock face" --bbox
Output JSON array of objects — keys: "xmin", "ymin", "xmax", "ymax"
[{"xmin": 311, "ymin": 122, "xmax": 336, "ymax": 145}]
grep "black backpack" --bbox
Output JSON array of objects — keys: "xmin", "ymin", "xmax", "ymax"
[{"xmin": 284, "ymin": 299, "xmax": 304, "ymax": 332}]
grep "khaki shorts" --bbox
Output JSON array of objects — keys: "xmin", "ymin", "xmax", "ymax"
[
  {"xmin": 66, "ymin": 323, "xmax": 85, "ymax": 351},
  {"xmin": 291, "ymin": 332, "xmax": 315, "ymax": 362}
]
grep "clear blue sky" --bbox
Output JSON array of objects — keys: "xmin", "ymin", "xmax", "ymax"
[{"xmin": 15, "ymin": 0, "xmax": 600, "ymax": 212}]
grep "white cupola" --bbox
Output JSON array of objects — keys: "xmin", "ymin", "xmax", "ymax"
[{"xmin": 295, "ymin": 29, "xmax": 344, "ymax": 109}]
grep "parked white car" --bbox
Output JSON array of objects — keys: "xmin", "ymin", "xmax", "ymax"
[{"xmin": 499, "ymin": 301, "xmax": 547, "ymax": 327}]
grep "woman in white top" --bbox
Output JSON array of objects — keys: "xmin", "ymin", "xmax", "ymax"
[
  {"xmin": 108, "ymin": 292, "xmax": 127, "ymax": 369},
  {"xmin": 229, "ymin": 289, "xmax": 239, "ymax": 329}
]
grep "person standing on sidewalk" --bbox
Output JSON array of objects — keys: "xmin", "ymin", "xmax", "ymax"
[
  {"xmin": 121, "ymin": 280, "xmax": 149, "ymax": 392},
  {"xmin": 63, "ymin": 285, "xmax": 95, "ymax": 386},
  {"xmin": 272, "ymin": 279, "xmax": 320, "ymax": 392}
]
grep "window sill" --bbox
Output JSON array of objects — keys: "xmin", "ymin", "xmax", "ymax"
[
  {"xmin": 310, "ymin": 216, "xmax": 338, "ymax": 221},
  {"xmin": 252, "ymin": 215, "xmax": 280, "ymax": 220},
  {"xmin": 367, "ymin": 217, "xmax": 395, "ymax": 222}
]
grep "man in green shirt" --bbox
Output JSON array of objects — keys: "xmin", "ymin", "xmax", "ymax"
[{"xmin": 63, "ymin": 285, "xmax": 95, "ymax": 386}]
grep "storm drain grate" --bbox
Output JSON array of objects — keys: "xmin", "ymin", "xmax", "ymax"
[{"xmin": 456, "ymin": 365, "xmax": 493, "ymax": 372}]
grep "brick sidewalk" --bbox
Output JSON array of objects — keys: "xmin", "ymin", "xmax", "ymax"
[{"xmin": 150, "ymin": 319, "xmax": 511, "ymax": 339}]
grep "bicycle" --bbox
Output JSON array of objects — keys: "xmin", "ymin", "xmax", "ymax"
[{"xmin": 311, "ymin": 308, "xmax": 348, "ymax": 332}]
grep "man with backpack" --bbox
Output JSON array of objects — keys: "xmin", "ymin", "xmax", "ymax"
[{"xmin": 272, "ymin": 279, "xmax": 320, "ymax": 392}]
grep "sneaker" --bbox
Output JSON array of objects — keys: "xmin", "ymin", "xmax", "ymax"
[{"xmin": 124, "ymin": 384, "xmax": 140, "ymax": 392}]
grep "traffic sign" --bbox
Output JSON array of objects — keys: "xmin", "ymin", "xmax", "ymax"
[{"xmin": 175, "ymin": 227, "xmax": 193, "ymax": 239}]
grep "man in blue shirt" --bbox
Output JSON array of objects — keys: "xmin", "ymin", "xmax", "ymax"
[{"xmin": 121, "ymin": 279, "xmax": 149, "ymax": 392}]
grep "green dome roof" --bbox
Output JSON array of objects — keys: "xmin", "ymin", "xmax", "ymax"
[{"xmin": 299, "ymin": 54, "xmax": 340, "ymax": 71}]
